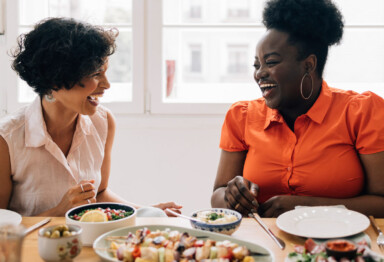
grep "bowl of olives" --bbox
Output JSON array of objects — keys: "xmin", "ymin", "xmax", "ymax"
[{"xmin": 38, "ymin": 224, "xmax": 82, "ymax": 261}]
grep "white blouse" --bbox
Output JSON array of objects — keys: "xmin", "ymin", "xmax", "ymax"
[{"xmin": 0, "ymin": 97, "xmax": 108, "ymax": 216}]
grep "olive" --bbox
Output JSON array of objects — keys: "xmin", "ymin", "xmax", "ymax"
[
  {"xmin": 50, "ymin": 230, "xmax": 61, "ymax": 238},
  {"xmin": 62, "ymin": 231, "xmax": 71, "ymax": 237},
  {"xmin": 43, "ymin": 231, "xmax": 51, "ymax": 238},
  {"xmin": 52, "ymin": 224, "xmax": 69, "ymax": 233}
]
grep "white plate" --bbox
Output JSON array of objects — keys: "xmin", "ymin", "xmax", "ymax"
[
  {"xmin": 276, "ymin": 207, "xmax": 369, "ymax": 239},
  {"xmin": 0, "ymin": 209, "xmax": 22, "ymax": 226},
  {"xmin": 93, "ymin": 224, "xmax": 274, "ymax": 262}
]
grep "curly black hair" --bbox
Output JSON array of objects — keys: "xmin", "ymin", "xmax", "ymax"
[
  {"xmin": 262, "ymin": 0, "xmax": 344, "ymax": 77},
  {"xmin": 11, "ymin": 17, "xmax": 118, "ymax": 97}
]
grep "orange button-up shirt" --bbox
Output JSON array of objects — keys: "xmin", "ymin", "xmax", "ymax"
[{"xmin": 220, "ymin": 81, "xmax": 384, "ymax": 203}]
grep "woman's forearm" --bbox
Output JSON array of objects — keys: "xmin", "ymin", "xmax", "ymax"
[
  {"xmin": 211, "ymin": 187, "xmax": 228, "ymax": 208},
  {"xmin": 310, "ymin": 194, "xmax": 384, "ymax": 217},
  {"xmin": 96, "ymin": 188, "xmax": 140, "ymax": 209},
  {"xmin": 260, "ymin": 194, "xmax": 384, "ymax": 217}
]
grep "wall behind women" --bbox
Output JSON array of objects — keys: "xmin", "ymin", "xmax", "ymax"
[{"xmin": 109, "ymin": 115, "xmax": 224, "ymax": 215}]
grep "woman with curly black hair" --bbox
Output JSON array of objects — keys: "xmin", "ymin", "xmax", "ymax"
[
  {"xmin": 212, "ymin": 0, "xmax": 384, "ymax": 217},
  {"xmin": 0, "ymin": 18, "xmax": 182, "ymax": 216}
]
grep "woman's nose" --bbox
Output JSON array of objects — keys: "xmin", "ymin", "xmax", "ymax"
[
  {"xmin": 255, "ymin": 66, "xmax": 268, "ymax": 81},
  {"xmin": 101, "ymin": 76, "xmax": 111, "ymax": 90}
]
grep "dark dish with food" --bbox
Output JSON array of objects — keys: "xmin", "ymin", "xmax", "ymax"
[
  {"xmin": 325, "ymin": 239, "xmax": 357, "ymax": 260},
  {"xmin": 66, "ymin": 203, "xmax": 135, "ymax": 223},
  {"xmin": 287, "ymin": 238, "xmax": 384, "ymax": 262},
  {"xmin": 69, "ymin": 207, "xmax": 133, "ymax": 222}
]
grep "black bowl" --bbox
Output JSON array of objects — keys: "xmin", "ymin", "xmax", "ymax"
[
  {"xmin": 325, "ymin": 239, "xmax": 357, "ymax": 260},
  {"xmin": 66, "ymin": 202, "xmax": 135, "ymax": 220}
]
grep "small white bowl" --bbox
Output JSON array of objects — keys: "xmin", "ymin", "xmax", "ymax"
[
  {"xmin": 65, "ymin": 202, "xmax": 136, "ymax": 246},
  {"xmin": 38, "ymin": 224, "xmax": 82, "ymax": 261},
  {"xmin": 190, "ymin": 208, "xmax": 242, "ymax": 235}
]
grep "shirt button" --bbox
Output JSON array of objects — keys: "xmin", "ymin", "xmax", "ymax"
[{"xmin": 287, "ymin": 167, "xmax": 291, "ymax": 171}]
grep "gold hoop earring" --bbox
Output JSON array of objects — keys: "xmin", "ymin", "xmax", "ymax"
[
  {"xmin": 300, "ymin": 72, "xmax": 313, "ymax": 100},
  {"xmin": 44, "ymin": 92, "xmax": 56, "ymax": 103}
]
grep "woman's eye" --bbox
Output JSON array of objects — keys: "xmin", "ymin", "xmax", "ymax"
[
  {"xmin": 253, "ymin": 64, "xmax": 260, "ymax": 70},
  {"xmin": 266, "ymin": 61, "xmax": 278, "ymax": 66}
]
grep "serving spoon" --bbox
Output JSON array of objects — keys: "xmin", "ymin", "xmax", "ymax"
[
  {"xmin": 25, "ymin": 217, "xmax": 51, "ymax": 235},
  {"xmin": 165, "ymin": 208, "xmax": 202, "ymax": 223}
]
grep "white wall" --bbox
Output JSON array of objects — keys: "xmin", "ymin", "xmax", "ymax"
[{"xmin": 108, "ymin": 114, "xmax": 225, "ymax": 216}]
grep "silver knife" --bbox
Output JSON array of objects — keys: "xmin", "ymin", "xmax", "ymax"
[
  {"xmin": 248, "ymin": 213, "xmax": 285, "ymax": 250},
  {"xmin": 25, "ymin": 217, "xmax": 51, "ymax": 235}
]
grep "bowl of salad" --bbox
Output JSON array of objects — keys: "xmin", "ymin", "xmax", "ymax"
[
  {"xmin": 65, "ymin": 202, "xmax": 136, "ymax": 246},
  {"xmin": 190, "ymin": 208, "xmax": 242, "ymax": 235}
]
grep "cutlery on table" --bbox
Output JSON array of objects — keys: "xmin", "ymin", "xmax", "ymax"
[
  {"xmin": 25, "ymin": 217, "xmax": 51, "ymax": 235},
  {"xmin": 165, "ymin": 208, "xmax": 203, "ymax": 223},
  {"xmin": 369, "ymin": 215, "xmax": 384, "ymax": 252},
  {"xmin": 248, "ymin": 213, "xmax": 285, "ymax": 250}
]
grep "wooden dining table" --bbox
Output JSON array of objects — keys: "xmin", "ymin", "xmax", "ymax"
[{"xmin": 21, "ymin": 216, "xmax": 384, "ymax": 261}]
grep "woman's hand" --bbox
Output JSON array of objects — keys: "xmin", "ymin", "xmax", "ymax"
[
  {"xmin": 152, "ymin": 202, "xmax": 183, "ymax": 217},
  {"xmin": 259, "ymin": 195, "xmax": 313, "ymax": 217},
  {"xmin": 54, "ymin": 180, "xmax": 96, "ymax": 216},
  {"xmin": 224, "ymin": 176, "xmax": 259, "ymax": 216}
]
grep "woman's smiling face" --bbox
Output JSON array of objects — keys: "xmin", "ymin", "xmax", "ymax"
[
  {"xmin": 254, "ymin": 29, "xmax": 306, "ymax": 110},
  {"xmin": 52, "ymin": 60, "xmax": 110, "ymax": 116}
]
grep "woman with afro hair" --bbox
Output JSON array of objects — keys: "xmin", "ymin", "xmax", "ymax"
[
  {"xmin": 0, "ymin": 18, "xmax": 182, "ymax": 216},
  {"xmin": 212, "ymin": 0, "xmax": 384, "ymax": 217}
]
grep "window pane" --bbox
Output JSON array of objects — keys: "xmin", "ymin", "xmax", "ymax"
[
  {"xmin": 335, "ymin": 0, "xmax": 384, "ymax": 25},
  {"xmin": 20, "ymin": 0, "xmax": 132, "ymax": 25},
  {"xmin": 163, "ymin": 28, "xmax": 262, "ymax": 103},
  {"xmin": 104, "ymin": 29, "xmax": 132, "ymax": 102},
  {"xmin": 325, "ymin": 28, "xmax": 384, "ymax": 97},
  {"xmin": 18, "ymin": 0, "xmax": 132, "ymax": 103},
  {"xmin": 163, "ymin": 0, "xmax": 263, "ymax": 24}
]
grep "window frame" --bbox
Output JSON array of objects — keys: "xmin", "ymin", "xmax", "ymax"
[
  {"xmin": 1, "ymin": 0, "xmax": 384, "ymax": 116},
  {"xmin": 2, "ymin": 0, "xmax": 144, "ymax": 115},
  {"xmin": 147, "ymin": 0, "xmax": 243, "ymax": 115}
]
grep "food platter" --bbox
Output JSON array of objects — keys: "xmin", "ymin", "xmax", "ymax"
[
  {"xmin": 276, "ymin": 207, "xmax": 369, "ymax": 239},
  {"xmin": 93, "ymin": 224, "xmax": 274, "ymax": 262}
]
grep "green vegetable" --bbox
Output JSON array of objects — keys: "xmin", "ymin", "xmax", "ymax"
[{"xmin": 207, "ymin": 212, "xmax": 224, "ymax": 221}]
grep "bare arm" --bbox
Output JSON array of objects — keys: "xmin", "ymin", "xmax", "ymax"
[
  {"xmin": 211, "ymin": 150, "xmax": 259, "ymax": 215},
  {"xmin": 260, "ymin": 151, "xmax": 384, "ymax": 217},
  {"xmin": 0, "ymin": 136, "xmax": 12, "ymax": 209}
]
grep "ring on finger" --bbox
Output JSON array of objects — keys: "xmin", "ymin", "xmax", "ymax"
[
  {"xmin": 80, "ymin": 184, "xmax": 84, "ymax": 193},
  {"xmin": 234, "ymin": 203, "xmax": 240, "ymax": 210},
  {"xmin": 87, "ymin": 199, "xmax": 91, "ymax": 204}
]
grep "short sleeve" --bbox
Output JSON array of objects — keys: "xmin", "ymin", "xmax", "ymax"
[
  {"xmin": 349, "ymin": 92, "xmax": 384, "ymax": 154},
  {"xmin": 219, "ymin": 101, "xmax": 249, "ymax": 152}
]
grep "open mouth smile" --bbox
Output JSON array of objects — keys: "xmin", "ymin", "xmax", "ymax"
[
  {"xmin": 87, "ymin": 93, "xmax": 103, "ymax": 106},
  {"xmin": 259, "ymin": 83, "xmax": 277, "ymax": 98}
]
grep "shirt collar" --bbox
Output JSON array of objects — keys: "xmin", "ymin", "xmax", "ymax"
[
  {"xmin": 304, "ymin": 80, "xmax": 332, "ymax": 124},
  {"xmin": 263, "ymin": 107, "xmax": 283, "ymax": 130},
  {"xmin": 263, "ymin": 80, "xmax": 332, "ymax": 130},
  {"xmin": 25, "ymin": 97, "xmax": 93, "ymax": 147},
  {"xmin": 25, "ymin": 97, "xmax": 48, "ymax": 147}
]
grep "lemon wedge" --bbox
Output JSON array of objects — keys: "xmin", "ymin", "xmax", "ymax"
[{"xmin": 79, "ymin": 210, "xmax": 108, "ymax": 222}]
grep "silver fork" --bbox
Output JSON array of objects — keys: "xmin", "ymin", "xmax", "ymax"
[{"xmin": 369, "ymin": 215, "xmax": 384, "ymax": 252}]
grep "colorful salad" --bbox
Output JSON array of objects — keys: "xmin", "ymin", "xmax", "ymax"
[
  {"xmin": 69, "ymin": 207, "xmax": 133, "ymax": 221},
  {"xmin": 108, "ymin": 227, "xmax": 256, "ymax": 262},
  {"xmin": 287, "ymin": 238, "xmax": 384, "ymax": 262}
]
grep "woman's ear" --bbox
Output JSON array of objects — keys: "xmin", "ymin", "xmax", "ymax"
[{"xmin": 304, "ymin": 54, "xmax": 317, "ymax": 73}]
